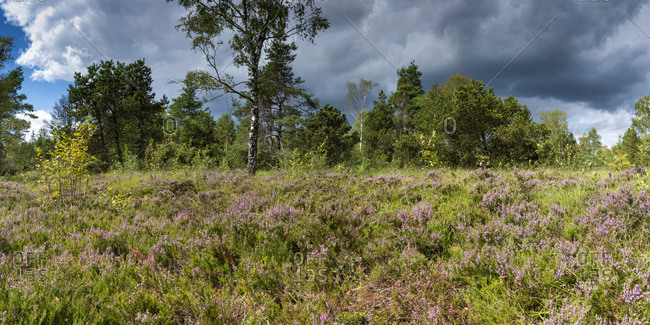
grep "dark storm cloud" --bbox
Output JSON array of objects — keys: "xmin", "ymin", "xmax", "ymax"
[{"xmin": 295, "ymin": 0, "xmax": 650, "ymax": 111}]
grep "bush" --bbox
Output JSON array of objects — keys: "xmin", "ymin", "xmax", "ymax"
[
  {"xmin": 36, "ymin": 121, "xmax": 96, "ymax": 202},
  {"xmin": 392, "ymin": 132, "xmax": 422, "ymax": 168},
  {"xmin": 419, "ymin": 132, "xmax": 440, "ymax": 168},
  {"xmin": 282, "ymin": 140, "xmax": 328, "ymax": 177}
]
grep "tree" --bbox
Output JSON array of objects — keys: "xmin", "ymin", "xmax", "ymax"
[
  {"xmin": 215, "ymin": 113, "xmax": 236, "ymax": 160},
  {"xmin": 258, "ymin": 37, "xmax": 317, "ymax": 165},
  {"xmin": 68, "ymin": 60, "xmax": 165, "ymax": 170},
  {"xmin": 413, "ymin": 74, "xmax": 470, "ymax": 165},
  {"xmin": 392, "ymin": 131, "xmax": 422, "ymax": 167},
  {"xmin": 45, "ymin": 95, "xmax": 76, "ymax": 136},
  {"xmin": 390, "ymin": 61, "xmax": 424, "ymax": 114},
  {"xmin": 36, "ymin": 121, "xmax": 96, "ymax": 202},
  {"xmin": 631, "ymin": 95, "xmax": 650, "ymax": 167},
  {"xmin": 345, "ymin": 79, "xmax": 377, "ymax": 154},
  {"xmin": 620, "ymin": 128, "xmax": 641, "ymax": 166},
  {"xmin": 363, "ymin": 91, "xmax": 396, "ymax": 162},
  {"xmin": 448, "ymin": 80, "xmax": 502, "ymax": 166},
  {"xmin": 577, "ymin": 128, "xmax": 604, "ymax": 168},
  {"xmin": 69, "ymin": 60, "xmax": 126, "ymax": 168},
  {"xmin": 632, "ymin": 95, "xmax": 650, "ymax": 136},
  {"xmin": 0, "ymin": 36, "xmax": 34, "ymax": 172},
  {"xmin": 182, "ymin": 111, "xmax": 218, "ymax": 151},
  {"xmin": 169, "ymin": 72, "xmax": 218, "ymax": 152},
  {"xmin": 168, "ymin": 0, "xmax": 329, "ymax": 175},
  {"xmin": 124, "ymin": 60, "xmax": 166, "ymax": 162},
  {"xmin": 539, "ymin": 110, "xmax": 577, "ymax": 166},
  {"xmin": 639, "ymin": 136, "xmax": 650, "ymax": 166},
  {"xmin": 389, "ymin": 61, "xmax": 425, "ymax": 133},
  {"xmin": 414, "ymin": 73, "xmax": 545, "ymax": 167},
  {"xmin": 299, "ymin": 105, "xmax": 355, "ymax": 165},
  {"xmin": 168, "ymin": 72, "xmax": 205, "ymax": 124},
  {"xmin": 491, "ymin": 96, "xmax": 544, "ymax": 165}
]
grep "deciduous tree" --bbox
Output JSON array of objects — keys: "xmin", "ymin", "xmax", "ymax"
[
  {"xmin": 345, "ymin": 79, "xmax": 377, "ymax": 154},
  {"xmin": 168, "ymin": 0, "xmax": 329, "ymax": 175},
  {"xmin": 620, "ymin": 128, "xmax": 641, "ymax": 166}
]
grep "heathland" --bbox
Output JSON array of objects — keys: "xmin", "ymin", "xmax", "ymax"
[{"xmin": 1, "ymin": 167, "xmax": 649, "ymax": 324}]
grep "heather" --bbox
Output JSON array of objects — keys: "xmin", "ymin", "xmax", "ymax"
[{"xmin": 0, "ymin": 167, "xmax": 649, "ymax": 324}]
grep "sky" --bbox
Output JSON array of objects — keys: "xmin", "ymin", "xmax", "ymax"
[{"xmin": 1, "ymin": 0, "xmax": 650, "ymax": 147}]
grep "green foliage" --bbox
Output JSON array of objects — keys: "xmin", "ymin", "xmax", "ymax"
[
  {"xmin": 620, "ymin": 128, "xmax": 642, "ymax": 166},
  {"xmin": 411, "ymin": 76, "xmax": 545, "ymax": 167},
  {"xmin": 639, "ymin": 136, "xmax": 650, "ymax": 166},
  {"xmin": 214, "ymin": 113, "xmax": 237, "ymax": 162},
  {"xmin": 451, "ymin": 80, "xmax": 502, "ymax": 165},
  {"xmin": 411, "ymin": 74, "xmax": 547, "ymax": 167},
  {"xmin": 0, "ymin": 139, "xmax": 36, "ymax": 175},
  {"xmin": 391, "ymin": 131, "xmax": 422, "ymax": 168},
  {"xmin": 363, "ymin": 91, "xmax": 396, "ymax": 162},
  {"xmin": 389, "ymin": 60, "xmax": 425, "ymax": 119},
  {"xmin": 219, "ymin": 114, "xmax": 251, "ymax": 170},
  {"xmin": 168, "ymin": 73, "xmax": 220, "ymax": 160},
  {"xmin": 353, "ymin": 156, "xmax": 371, "ymax": 173},
  {"xmin": 168, "ymin": 73, "xmax": 205, "ymax": 121},
  {"xmin": 419, "ymin": 132, "xmax": 440, "ymax": 167},
  {"xmin": 36, "ymin": 121, "xmax": 96, "ymax": 202},
  {"xmin": 144, "ymin": 137, "xmax": 217, "ymax": 172},
  {"xmin": 486, "ymin": 96, "xmax": 539, "ymax": 166},
  {"xmin": 258, "ymin": 36, "xmax": 318, "ymax": 167},
  {"xmin": 299, "ymin": 105, "xmax": 356, "ymax": 166},
  {"xmin": 636, "ymin": 167, "xmax": 650, "ymax": 190},
  {"xmin": 0, "ymin": 37, "xmax": 34, "ymax": 174},
  {"xmin": 538, "ymin": 110, "xmax": 578, "ymax": 167},
  {"xmin": 180, "ymin": 111, "xmax": 218, "ymax": 153},
  {"xmin": 169, "ymin": 0, "xmax": 329, "ymax": 175},
  {"xmin": 632, "ymin": 95, "xmax": 650, "ymax": 136},
  {"xmin": 607, "ymin": 149, "xmax": 632, "ymax": 171},
  {"xmin": 282, "ymin": 140, "xmax": 328, "ymax": 177},
  {"xmin": 475, "ymin": 154, "xmax": 491, "ymax": 168},
  {"xmin": 576, "ymin": 128, "xmax": 606, "ymax": 168},
  {"xmin": 68, "ymin": 59, "xmax": 165, "ymax": 170}
]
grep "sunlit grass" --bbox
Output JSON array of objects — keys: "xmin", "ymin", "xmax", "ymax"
[{"xmin": 0, "ymin": 166, "xmax": 648, "ymax": 323}]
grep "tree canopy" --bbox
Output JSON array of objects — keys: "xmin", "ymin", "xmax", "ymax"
[
  {"xmin": 168, "ymin": 0, "xmax": 329, "ymax": 175},
  {"xmin": 0, "ymin": 36, "xmax": 34, "ymax": 173}
]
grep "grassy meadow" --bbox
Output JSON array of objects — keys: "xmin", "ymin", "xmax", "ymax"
[{"xmin": 1, "ymin": 166, "xmax": 650, "ymax": 324}]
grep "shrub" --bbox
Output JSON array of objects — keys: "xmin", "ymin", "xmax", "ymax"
[
  {"xmin": 392, "ymin": 132, "xmax": 421, "ymax": 168},
  {"xmin": 419, "ymin": 132, "xmax": 441, "ymax": 167},
  {"xmin": 36, "ymin": 121, "xmax": 96, "ymax": 202},
  {"xmin": 282, "ymin": 139, "xmax": 328, "ymax": 177}
]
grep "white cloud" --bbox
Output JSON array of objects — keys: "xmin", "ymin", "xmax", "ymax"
[
  {"xmin": 0, "ymin": 0, "xmax": 229, "ymax": 100},
  {"xmin": 15, "ymin": 110, "xmax": 52, "ymax": 141},
  {"xmin": 521, "ymin": 96, "xmax": 636, "ymax": 147},
  {"xmin": 570, "ymin": 106, "xmax": 636, "ymax": 148}
]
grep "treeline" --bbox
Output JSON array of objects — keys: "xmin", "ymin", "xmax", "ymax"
[
  {"xmin": 1, "ymin": 34, "xmax": 650, "ymax": 175},
  {"xmin": 352, "ymin": 66, "xmax": 650, "ymax": 170}
]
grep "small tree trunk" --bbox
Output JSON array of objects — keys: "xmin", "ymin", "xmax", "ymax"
[
  {"xmin": 247, "ymin": 72, "xmax": 260, "ymax": 175},
  {"xmin": 359, "ymin": 117, "xmax": 363, "ymax": 154},
  {"xmin": 247, "ymin": 103, "xmax": 259, "ymax": 175},
  {"xmin": 246, "ymin": 45, "xmax": 263, "ymax": 176}
]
